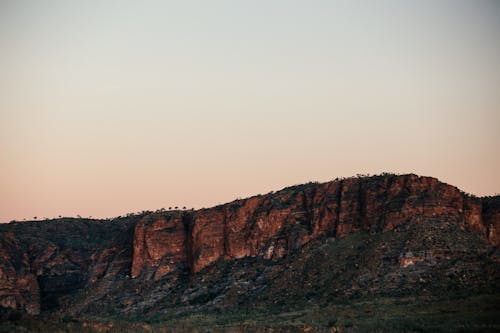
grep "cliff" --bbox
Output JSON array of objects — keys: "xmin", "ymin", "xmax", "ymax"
[
  {"xmin": 0, "ymin": 174, "xmax": 499, "ymax": 319},
  {"xmin": 131, "ymin": 174, "xmax": 498, "ymax": 279}
]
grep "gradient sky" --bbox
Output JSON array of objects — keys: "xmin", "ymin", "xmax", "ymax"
[{"xmin": 1, "ymin": 1, "xmax": 499, "ymax": 222}]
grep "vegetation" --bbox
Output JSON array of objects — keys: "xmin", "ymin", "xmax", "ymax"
[
  {"xmin": 1, "ymin": 294, "xmax": 499, "ymax": 332},
  {"xmin": 4, "ymin": 219, "xmax": 491, "ymax": 332}
]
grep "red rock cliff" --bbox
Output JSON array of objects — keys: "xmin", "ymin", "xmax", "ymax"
[
  {"xmin": 1, "ymin": 174, "xmax": 498, "ymax": 314},
  {"xmin": 131, "ymin": 174, "xmax": 500, "ymax": 277}
]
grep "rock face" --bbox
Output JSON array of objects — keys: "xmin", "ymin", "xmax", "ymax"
[
  {"xmin": 0, "ymin": 174, "xmax": 499, "ymax": 316},
  {"xmin": 131, "ymin": 174, "xmax": 498, "ymax": 278},
  {"xmin": 0, "ymin": 217, "xmax": 136, "ymax": 315},
  {"xmin": 0, "ymin": 232, "xmax": 40, "ymax": 315},
  {"xmin": 131, "ymin": 213, "xmax": 188, "ymax": 279},
  {"xmin": 483, "ymin": 196, "xmax": 500, "ymax": 247}
]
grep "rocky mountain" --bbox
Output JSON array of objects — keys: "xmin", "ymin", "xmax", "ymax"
[{"xmin": 1, "ymin": 174, "xmax": 499, "ymax": 332}]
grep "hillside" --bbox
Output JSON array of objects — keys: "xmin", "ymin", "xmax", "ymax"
[{"xmin": 1, "ymin": 174, "xmax": 499, "ymax": 332}]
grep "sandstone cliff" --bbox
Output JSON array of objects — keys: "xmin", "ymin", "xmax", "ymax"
[
  {"xmin": 131, "ymin": 174, "xmax": 498, "ymax": 279},
  {"xmin": 0, "ymin": 174, "xmax": 498, "ymax": 316}
]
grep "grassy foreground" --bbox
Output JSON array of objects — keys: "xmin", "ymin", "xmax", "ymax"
[{"xmin": 1, "ymin": 294, "xmax": 499, "ymax": 332}]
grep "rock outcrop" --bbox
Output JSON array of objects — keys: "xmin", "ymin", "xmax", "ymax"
[
  {"xmin": 0, "ymin": 217, "xmax": 136, "ymax": 314},
  {"xmin": 131, "ymin": 174, "xmax": 498, "ymax": 278},
  {"xmin": 131, "ymin": 213, "xmax": 189, "ymax": 279},
  {"xmin": 0, "ymin": 232, "xmax": 40, "ymax": 315},
  {"xmin": 0, "ymin": 174, "xmax": 499, "ymax": 315}
]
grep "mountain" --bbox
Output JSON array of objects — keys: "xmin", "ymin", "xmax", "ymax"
[{"xmin": 1, "ymin": 174, "xmax": 499, "ymax": 332}]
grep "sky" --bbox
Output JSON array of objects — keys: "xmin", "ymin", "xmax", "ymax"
[{"xmin": 1, "ymin": 1, "xmax": 499, "ymax": 222}]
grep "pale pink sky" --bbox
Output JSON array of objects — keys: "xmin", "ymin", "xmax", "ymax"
[{"xmin": 1, "ymin": 1, "xmax": 499, "ymax": 222}]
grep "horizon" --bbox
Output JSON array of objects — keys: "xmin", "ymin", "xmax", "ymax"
[
  {"xmin": 1, "ymin": 1, "xmax": 499, "ymax": 222},
  {"xmin": 3, "ymin": 172, "xmax": 498, "ymax": 223}
]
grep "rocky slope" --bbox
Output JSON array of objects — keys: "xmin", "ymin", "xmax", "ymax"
[{"xmin": 0, "ymin": 174, "xmax": 499, "ymax": 331}]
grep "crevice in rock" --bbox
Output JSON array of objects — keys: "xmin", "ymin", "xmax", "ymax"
[
  {"xmin": 357, "ymin": 180, "xmax": 367, "ymax": 229},
  {"xmin": 301, "ymin": 188, "xmax": 315, "ymax": 233},
  {"xmin": 182, "ymin": 212, "xmax": 195, "ymax": 273},
  {"xmin": 223, "ymin": 209, "xmax": 229, "ymax": 258},
  {"xmin": 334, "ymin": 180, "xmax": 343, "ymax": 237}
]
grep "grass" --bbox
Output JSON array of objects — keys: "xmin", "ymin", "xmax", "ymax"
[
  {"xmin": 4, "ymin": 294, "xmax": 498, "ymax": 332},
  {"xmin": 149, "ymin": 293, "xmax": 500, "ymax": 332}
]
